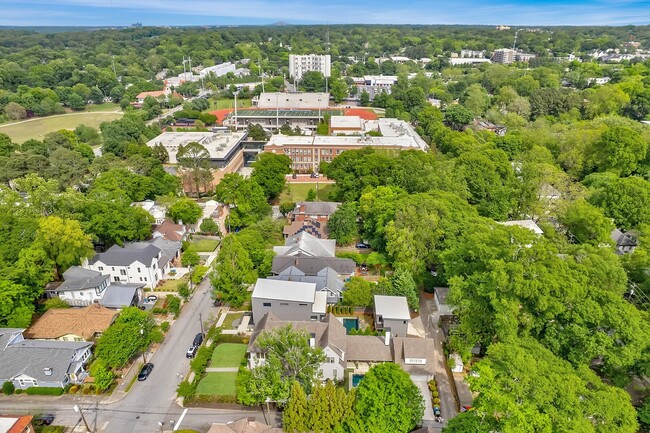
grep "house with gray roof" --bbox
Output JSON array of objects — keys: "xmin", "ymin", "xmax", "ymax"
[
  {"xmin": 611, "ymin": 229, "xmax": 638, "ymax": 255},
  {"xmin": 271, "ymin": 255, "xmax": 355, "ymax": 278},
  {"xmin": 85, "ymin": 238, "xmax": 181, "ymax": 289},
  {"xmin": 291, "ymin": 202, "xmax": 340, "ymax": 223},
  {"xmin": 273, "ymin": 232, "xmax": 336, "ymax": 257},
  {"xmin": 374, "ymin": 295, "xmax": 411, "ymax": 337},
  {"xmin": 268, "ymin": 266, "xmax": 345, "ymax": 303},
  {"xmin": 0, "ymin": 329, "xmax": 92, "ymax": 389}
]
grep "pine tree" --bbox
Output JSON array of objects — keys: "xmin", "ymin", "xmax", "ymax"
[{"xmin": 283, "ymin": 381, "xmax": 309, "ymax": 433}]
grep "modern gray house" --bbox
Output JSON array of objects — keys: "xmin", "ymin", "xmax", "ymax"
[
  {"xmin": 374, "ymin": 295, "xmax": 411, "ymax": 337},
  {"xmin": 0, "ymin": 329, "xmax": 92, "ymax": 389},
  {"xmin": 271, "ymin": 256, "xmax": 355, "ymax": 278},
  {"xmin": 251, "ymin": 279, "xmax": 327, "ymax": 323},
  {"xmin": 268, "ymin": 266, "xmax": 345, "ymax": 303}
]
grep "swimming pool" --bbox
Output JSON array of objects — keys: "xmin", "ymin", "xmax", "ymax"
[
  {"xmin": 352, "ymin": 374, "xmax": 364, "ymax": 387},
  {"xmin": 343, "ymin": 318, "xmax": 359, "ymax": 334}
]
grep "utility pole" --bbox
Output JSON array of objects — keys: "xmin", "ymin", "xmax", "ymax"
[
  {"xmin": 74, "ymin": 405, "xmax": 92, "ymax": 433},
  {"xmin": 199, "ymin": 312, "xmax": 204, "ymax": 336}
]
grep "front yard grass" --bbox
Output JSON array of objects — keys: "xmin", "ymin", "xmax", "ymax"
[
  {"xmin": 210, "ymin": 343, "xmax": 247, "ymax": 368},
  {"xmin": 155, "ymin": 276, "xmax": 189, "ymax": 292},
  {"xmin": 195, "ymin": 372, "xmax": 237, "ymax": 395},
  {"xmin": 191, "ymin": 239, "xmax": 220, "ymax": 252}
]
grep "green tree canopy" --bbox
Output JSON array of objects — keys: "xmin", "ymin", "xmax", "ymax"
[
  {"xmin": 210, "ymin": 235, "xmax": 257, "ymax": 307},
  {"xmin": 167, "ymin": 197, "xmax": 202, "ymax": 224},
  {"xmin": 327, "ymin": 202, "xmax": 358, "ymax": 246},
  {"xmin": 250, "ymin": 152, "xmax": 292, "ymax": 200}
]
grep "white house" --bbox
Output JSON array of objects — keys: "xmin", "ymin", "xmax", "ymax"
[
  {"xmin": 85, "ymin": 238, "xmax": 181, "ymax": 289},
  {"xmin": 132, "ymin": 200, "xmax": 167, "ymax": 225},
  {"xmin": 199, "ymin": 62, "xmax": 237, "ymax": 78},
  {"xmin": 273, "ymin": 231, "xmax": 336, "ymax": 258}
]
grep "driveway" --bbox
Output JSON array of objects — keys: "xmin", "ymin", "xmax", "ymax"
[
  {"xmin": 413, "ymin": 377, "xmax": 435, "ymax": 424},
  {"xmin": 419, "ymin": 293, "xmax": 458, "ymax": 424}
]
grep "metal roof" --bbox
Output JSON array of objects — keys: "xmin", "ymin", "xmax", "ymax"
[
  {"xmin": 252, "ymin": 279, "xmax": 316, "ymax": 303},
  {"xmin": 374, "ymin": 295, "xmax": 411, "ymax": 320}
]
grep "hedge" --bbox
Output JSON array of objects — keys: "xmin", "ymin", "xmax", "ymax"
[
  {"xmin": 25, "ymin": 387, "xmax": 64, "ymax": 395},
  {"xmin": 188, "ymin": 394, "xmax": 238, "ymax": 404},
  {"xmin": 2, "ymin": 381, "xmax": 15, "ymax": 395}
]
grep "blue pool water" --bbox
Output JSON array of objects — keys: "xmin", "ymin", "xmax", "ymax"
[
  {"xmin": 352, "ymin": 374, "xmax": 364, "ymax": 387},
  {"xmin": 343, "ymin": 318, "xmax": 359, "ymax": 334}
]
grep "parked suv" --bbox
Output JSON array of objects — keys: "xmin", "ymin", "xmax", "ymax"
[
  {"xmin": 186, "ymin": 345, "xmax": 198, "ymax": 358},
  {"xmin": 193, "ymin": 333, "xmax": 204, "ymax": 347}
]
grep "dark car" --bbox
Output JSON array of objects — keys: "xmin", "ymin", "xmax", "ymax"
[
  {"xmin": 213, "ymin": 298, "xmax": 222, "ymax": 307},
  {"xmin": 193, "ymin": 332, "xmax": 204, "ymax": 347},
  {"xmin": 355, "ymin": 243, "xmax": 371, "ymax": 249},
  {"xmin": 33, "ymin": 414, "xmax": 55, "ymax": 426},
  {"xmin": 292, "ymin": 173, "xmax": 297, "ymax": 179},
  {"xmin": 310, "ymin": 172, "xmax": 320, "ymax": 178},
  {"xmin": 137, "ymin": 363, "xmax": 154, "ymax": 381},
  {"xmin": 433, "ymin": 406, "xmax": 441, "ymax": 417},
  {"xmin": 186, "ymin": 345, "xmax": 198, "ymax": 358}
]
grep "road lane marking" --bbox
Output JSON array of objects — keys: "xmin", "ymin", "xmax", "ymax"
[
  {"xmin": 100, "ymin": 421, "xmax": 109, "ymax": 431},
  {"xmin": 173, "ymin": 408, "xmax": 188, "ymax": 431}
]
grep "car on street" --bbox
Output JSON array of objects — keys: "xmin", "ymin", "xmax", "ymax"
[
  {"xmin": 193, "ymin": 332, "xmax": 204, "ymax": 346},
  {"xmin": 355, "ymin": 243, "xmax": 371, "ymax": 249},
  {"xmin": 433, "ymin": 406, "xmax": 441, "ymax": 417},
  {"xmin": 146, "ymin": 295, "xmax": 158, "ymax": 303},
  {"xmin": 33, "ymin": 414, "xmax": 55, "ymax": 426},
  {"xmin": 137, "ymin": 363, "xmax": 154, "ymax": 381},
  {"xmin": 310, "ymin": 172, "xmax": 320, "ymax": 178},
  {"xmin": 186, "ymin": 345, "xmax": 198, "ymax": 358}
]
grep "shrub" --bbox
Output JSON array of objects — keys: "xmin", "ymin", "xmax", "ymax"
[
  {"xmin": 2, "ymin": 381, "xmax": 15, "ymax": 395},
  {"xmin": 433, "ymin": 398, "xmax": 440, "ymax": 405},
  {"xmin": 68, "ymin": 385, "xmax": 79, "ymax": 394},
  {"xmin": 432, "ymin": 390, "xmax": 439, "ymax": 398},
  {"xmin": 161, "ymin": 321, "xmax": 170, "ymax": 332},
  {"xmin": 190, "ymin": 346, "xmax": 212, "ymax": 375},
  {"xmin": 81, "ymin": 385, "xmax": 91, "ymax": 395},
  {"xmin": 152, "ymin": 307, "xmax": 168, "ymax": 314},
  {"xmin": 166, "ymin": 294, "xmax": 181, "ymax": 317},
  {"xmin": 176, "ymin": 380, "xmax": 196, "ymax": 398},
  {"xmin": 14, "ymin": 389, "xmax": 22, "ymax": 395},
  {"xmin": 25, "ymin": 387, "xmax": 64, "ymax": 396},
  {"xmin": 41, "ymin": 427, "xmax": 65, "ymax": 433}
]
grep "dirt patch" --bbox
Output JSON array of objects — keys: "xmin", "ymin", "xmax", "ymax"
[{"xmin": 344, "ymin": 108, "xmax": 379, "ymax": 120}]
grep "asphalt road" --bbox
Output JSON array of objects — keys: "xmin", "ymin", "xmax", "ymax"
[{"xmin": 0, "ymin": 267, "xmax": 265, "ymax": 433}]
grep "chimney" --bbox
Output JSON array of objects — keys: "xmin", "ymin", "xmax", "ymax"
[
  {"xmin": 309, "ymin": 332, "xmax": 316, "ymax": 348},
  {"xmin": 384, "ymin": 328, "xmax": 391, "ymax": 346}
]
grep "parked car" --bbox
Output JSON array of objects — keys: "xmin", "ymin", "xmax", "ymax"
[
  {"xmin": 292, "ymin": 173, "xmax": 297, "ymax": 179},
  {"xmin": 33, "ymin": 414, "xmax": 55, "ymax": 426},
  {"xmin": 213, "ymin": 299, "xmax": 222, "ymax": 307},
  {"xmin": 310, "ymin": 172, "xmax": 320, "ymax": 178},
  {"xmin": 433, "ymin": 406, "xmax": 441, "ymax": 417},
  {"xmin": 146, "ymin": 295, "xmax": 158, "ymax": 303},
  {"xmin": 137, "ymin": 363, "xmax": 154, "ymax": 381},
  {"xmin": 193, "ymin": 333, "xmax": 204, "ymax": 346},
  {"xmin": 355, "ymin": 243, "xmax": 371, "ymax": 249},
  {"xmin": 186, "ymin": 345, "xmax": 198, "ymax": 358}
]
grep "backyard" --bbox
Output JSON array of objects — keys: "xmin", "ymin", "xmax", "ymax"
[
  {"xmin": 0, "ymin": 111, "xmax": 123, "ymax": 143},
  {"xmin": 280, "ymin": 183, "xmax": 334, "ymax": 202},
  {"xmin": 190, "ymin": 239, "xmax": 220, "ymax": 252},
  {"xmin": 210, "ymin": 343, "xmax": 247, "ymax": 368},
  {"xmin": 220, "ymin": 312, "xmax": 244, "ymax": 330}
]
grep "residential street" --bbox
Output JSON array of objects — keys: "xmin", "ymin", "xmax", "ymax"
[
  {"xmin": 0, "ymin": 269, "xmax": 265, "ymax": 433},
  {"xmin": 419, "ymin": 293, "xmax": 458, "ymax": 425}
]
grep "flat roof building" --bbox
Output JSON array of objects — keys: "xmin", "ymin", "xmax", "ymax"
[
  {"xmin": 254, "ymin": 92, "xmax": 330, "ymax": 109},
  {"xmin": 251, "ymin": 278, "xmax": 327, "ymax": 323},
  {"xmin": 199, "ymin": 62, "xmax": 237, "ymax": 78},
  {"xmin": 146, "ymin": 131, "xmax": 247, "ymax": 168}
]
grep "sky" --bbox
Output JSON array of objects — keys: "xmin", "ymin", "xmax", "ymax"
[{"xmin": 1, "ymin": 0, "xmax": 650, "ymax": 27}]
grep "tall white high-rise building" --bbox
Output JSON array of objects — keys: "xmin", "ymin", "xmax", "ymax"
[{"xmin": 289, "ymin": 54, "xmax": 331, "ymax": 80}]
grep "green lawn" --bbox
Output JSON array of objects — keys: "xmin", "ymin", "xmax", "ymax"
[
  {"xmin": 212, "ymin": 98, "xmax": 252, "ymax": 109},
  {"xmin": 84, "ymin": 102, "xmax": 121, "ymax": 112},
  {"xmin": 210, "ymin": 343, "xmax": 247, "ymax": 368},
  {"xmin": 221, "ymin": 312, "xmax": 243, "ymax": 330},
  {"xmin": 154, "ymin": 276, "xmax": 188, "ymax": 292},
  {"xmin": 190, "ymin": 239, "xmax": 220, "ymax": 252},
  {"xmin": 195, "ymin": 372, "xmax": 238, "ymax": 395},
  {"xmin": 0, "ymin": 111, "xmax": 123, "ymax": 144},
  {"xmin": 280, "ymin": 183, "xmax": 334, "ymax": 202}
]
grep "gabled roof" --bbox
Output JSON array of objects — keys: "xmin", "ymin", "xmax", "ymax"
[
  {"xmin": 269, "ymin": 267, "xmax": 344, "ymax": 296},
  {"xmin": 374, "ymin": 295, "xmax": 410, "ymax": 320},
  {"xmin": 283, "ymin": 219, "xmax": 329, "ymax": 239},
  {"xmin": 252, "ymin": 279, "xmax": 316, "ymax": 303},
  {"xmin": 89, "ymin": 244, "xmax": 161, "ymax": 267},
  {"xmin": 0, "ymin": 415, "xmax": 33, "ymax": 433},
  {"xmin": 24, "ymin": 305, "xmax": 117, "ymax": 340},
  {"xmin": 272, "ymin": 255, "xmax": 356, "ymax": 276},
  {"xmin": 56, "ymin": 267, "xmax": 109, "ymax": 292},
  {"xmin": 273, "ymin": 232, "xmax": 336, "ymax": 257},
  {"xmin": 153, "ymin": 220, "xmax": 186, "ymax": 242},
  {"xmin": 345, "ymin": 336, "xmax": 393, "ymax": 362},
  {"xmin": 0, "ymin": 330, "xmax": 92, "ymax": 384},
  {"xmin": 99, "ymin": 284, "xmax": 143, "ymax": 309},
  {"xmin": 611, "ymin": 229, "xmax": 637, "ymax": 247},
  {"xmin": 131, "ymin": 237, "xmax": 181, "ymax": 268}
]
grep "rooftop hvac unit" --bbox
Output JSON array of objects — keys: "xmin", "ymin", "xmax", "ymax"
[{"xmin": 44, "ymin": 367, "xmax": 53, "ymax": 376}]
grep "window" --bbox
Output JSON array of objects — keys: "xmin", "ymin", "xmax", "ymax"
[
  {"xmin": 299, "ymin": 303, "xmax": 307, "ymax": 306},
  {"xmin": 137, "ymin": 268, "xmax": 141, "ymax": 273},
  {"xmin": 120, "ymin": 269, "xmax": 127, "ymax": 276},
  {"xmin": 140, "ymin": 277, "xmax": 143, "ymax": 282},
  {"xmin": 144, "ymin": 277, "xmax": 147, "ymax": 281},
  {"xmin": 263, "ymin": 302, "xmax": 272, "ymax": 307},
  {"xmin": 327, "ymin": 357, "xmax": 335, "ymax": 363},
  {"xmin": 98, "ymin": 266, "xmax": 103, "ymax": 271},
  {"xmin": 333, "ymin": 369, "xmax": 338, "ymax": 380},
  {"xmin": 112, "ymin": 267, "xmax": 115, "ymax": 271},
  {"xmin": 280, "ymin": 303, "xmax": 289, "ymax": 306},
  {"xmin": 114, "ymin": 277, "xmax": 120, "ymax": 282}
]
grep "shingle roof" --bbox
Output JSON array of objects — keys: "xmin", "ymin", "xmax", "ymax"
[
  {"xmin": 89, "ymin": 244, "xmax": 161, "ymax": 267},
  {"xmin": 611, "ymin": 229, "xmax": 637, "ymax": 247},
  {"xmin": 374, "ymin": 295, "xmax": 411, "ymax": 320},
  {"xmin": 153, "ymin": 220, "xmax": 186, "ymax": 242},
  {"xmin": 273, "ymin": 232, "xmax": 335, "ymax": 257},
  {"xmin": 131, "ymin": 238, "xmax": 181, "ymax": 269},
  {"xmin": 393, "ymin": 337, "xmax": 436, "ymax": 375},
  {"xmin": 24, "ymin": 305, "xmax": 117, "ymax": 340},
  {"xmin": 345, "ymin": 336, "xmax": 393, "ymax": 362},
  {"xmin": 271, "ymin": 255, "xmax": 355, "ymax": 276},
  {"xmin": 56, "ymin": 267, "xmax": 109, "ymax": 292},
  {"xmin": 269, "ymin": 267, "xmax": 344, "ymax": 296},
  {"xmin": 0, "ymin": 330, "xmax": 91, "ymax": 384},
  {"xmin": 282, "ymin": 219, "xmax": 329, "ymax": 239}
]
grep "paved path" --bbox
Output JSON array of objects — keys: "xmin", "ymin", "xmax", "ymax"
[
  {"xmin": 205, "ymin": 367, "xmax": 238, "ymax": 373},
  {"xmin": 419, "ymin": 292, "xmax": 458, "ymax": 427}
]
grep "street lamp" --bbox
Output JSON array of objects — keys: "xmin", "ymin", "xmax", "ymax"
[
  {"xmin": 199, "ymin": 312, "xmax": 205, "ymax": 336},
  {"xmin": 73, "ymin": 405, "xmax": 92, "ymax": 433}
]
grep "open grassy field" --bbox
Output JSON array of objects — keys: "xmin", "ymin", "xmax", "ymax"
[
  {"xmin": 84, "ymin": 102, "xmax": 121, "ymax": 112},
  {"xmin": 280, "ymin": 183, "xmax": 334, "ymax": 202},
  {"xmin": 195, "ymin": 372, "xmax": 238, "ymax": 395},
  {"xmin": 212, "ymin": 98, "xmax": 252, "ymax": 110},
  {"xmin": 210, "ymin": 343, "xmax": 247, "ymax": 368},
  {"xmin": 0, "ymin": 111, "xmax": 123, "ymax": 144},
  {"xmin": 190, "ymin": 239, "xmax": 220, "ymax": 252}
]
